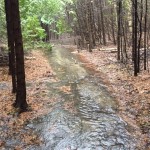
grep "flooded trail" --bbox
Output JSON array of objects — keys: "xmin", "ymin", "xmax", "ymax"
[{"xmin": 26, "ymin": 46, "xmax": 138, "ymax": 150}]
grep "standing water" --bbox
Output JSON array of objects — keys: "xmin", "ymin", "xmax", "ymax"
[{"xmin": 26, "ymin": 46, "xmax": 138, "ymax": 150}]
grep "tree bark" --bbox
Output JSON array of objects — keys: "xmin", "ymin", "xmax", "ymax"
[
  {"xmin": 11, "ymin": 0, "xmax": 28, "ymax": 110},
  {"xmin": 134, "ymin": 0, "xmax": 138, "ymax": 76},
  {"xmin": 4, "ymin": 0, "xmax": 16, "ymax": 93},
  {"xmin": 100, "ymin": 0, "xmax": 106, "ymax": 45},
  {"xmin": 144, "ymin": 0, "xmax": 148, "ymax": 70},
  {"xmin": 117, "ymin": 0, "xmax": 122, "ymax": 61}
]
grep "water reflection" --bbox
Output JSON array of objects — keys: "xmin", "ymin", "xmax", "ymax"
[{"xmin": 27, "ymin": 47, "xmax": 137, "ymax": 150}]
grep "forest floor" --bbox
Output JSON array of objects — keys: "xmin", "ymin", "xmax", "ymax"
[
  {"xmin": 64, "ymin": 44, "xmax": 150, "ymax": 148},
  {"xmin": 0, "ymin": 50, "xmax": 58, "ymax": 149},
  {"xmin": 0, "ymin": 44, "xmax": 150, "ymax": 149}
]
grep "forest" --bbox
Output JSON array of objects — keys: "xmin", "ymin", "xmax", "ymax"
[{"xmin": 0, "ymin": 0, "xmax": 150, "ymax": 149}]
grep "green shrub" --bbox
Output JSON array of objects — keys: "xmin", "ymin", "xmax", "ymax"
[{"xmin": 22, "ymin": 15, "xmax": 46, "ymax": 43}]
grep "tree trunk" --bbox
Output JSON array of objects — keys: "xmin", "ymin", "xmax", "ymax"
[
  {"xmin": 4, "ymin": 0, "xmax": 16, "ymax": 93},
  {"xmin": 144, "ymin": 0, "xmax": 148, "ymax": 70},
  {"xmin": 111, "ymin": 6, "xmax": 116, "ymax": 45},
  {"xmin": 86, "ymin": 0, "xmax": 93, "ymax": 52},
  {"xmin": 137, "ymin": 0, "xmax": 143, "ymax": 73},
  {"xmin": 11, "ymin": 0, "xmax": 28, "ymax": 110},
  {"xmin": 134, "ymin": 0, "xmax": 138, "ymax": 76},
  {"xmin": 117, "ymin": 0, "xmax": 122, "ymax": 61},
  {"xmin": 100, "ymin": 0, "xmax": 106, "ymax": 45}
]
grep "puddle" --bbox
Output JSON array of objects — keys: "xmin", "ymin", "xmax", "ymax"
[
  {"xmin": 25, "ymin": 46, "xmax": 139, "ymax": 149},
  {"xmin": 4, "ymin": 46, "xmax": 138, "ymax": 149}
]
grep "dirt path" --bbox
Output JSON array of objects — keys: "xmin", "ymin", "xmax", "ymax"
[
  {"xmin": 0, "ymin": 46, "xmax": 149, "ymax": 149},
  {"xmin": 67, "ymin": 45, "xmax": 150, "ymax": 149},
  {"xmin": 26, "ymin": 46, "xmax": 146, "ymax": 149}
]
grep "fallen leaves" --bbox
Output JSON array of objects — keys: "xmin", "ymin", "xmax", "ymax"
[
  {"xmin": 0, "ymin": 141, "xmax": 5, "ymax": 147},
  {"xmin": 22, "ymin": 133, "xmax": 42, "ymax": 145},
  {"xmin": 0, "ymin": 50, "xmax": 56, "ymax": 148},
  {"xmin": 58, "ymin": 85, "xmax": 71, "ymax": 94},
  {"xmin": 25, "ymin": 50, "xmax": 54, "ymax": 81},
  {"xmin": 0, "ymin": 67, "xmax": 10, "ymax": 81}
]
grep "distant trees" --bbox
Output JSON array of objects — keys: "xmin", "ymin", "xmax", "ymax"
[
  {"xmin": 73, "ymin": 0, "xmax": 116, "ymax": 49},
  {"xmin": 72, "ymin": 0, "xmax": 149, "ymax": 76},
  {"xmin": 4, "ymin": 0, "xmax": 28, "ymax": 111},
  {"xmin": 131, "ymin": 0, "xmax": 149, "ymax": 76},
  {"xmin": 19, "ymin": 0, "xmax": 73, "ymax": 43}
]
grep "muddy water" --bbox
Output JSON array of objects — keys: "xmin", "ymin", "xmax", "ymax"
[{"xmin": 26, "ymin": 46, "xmax": 138, "ymax": 150}]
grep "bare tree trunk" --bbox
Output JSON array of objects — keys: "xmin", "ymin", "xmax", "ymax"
[
  {"xmin": 111, "ymin": 6, "xmax": 116, "ymax": 45},
  {"xmin": 137, "ymin": 0, "xmax": 143, "ymax": 73},
  {"xmin": 11, "ymin": 0, "xmax": 28, "ymax": 111},
  {"xmin": 133, "ymin": 0, "xmax": 138, "ymax": 76},
  {"xmin": 4, "ymin": 0, "xmax": 16, "ymax": 93},
  {"xmin": 117, "ymin": 0, "xmax": 122, "ymax": 60},
  {"xmin": 100, "ymin": 0, "xmax": 106, "ymax": 45},
  {"xmin": 86, "ymin": 0, "xmax": 93, "ymax": 52},
  {"xmin": 97, "ymin": 0, "xmax": 102, "ymax": 45},
  {"xmin": 144, "ymin": 0, "xmax": 148, "ymax": 70}
]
